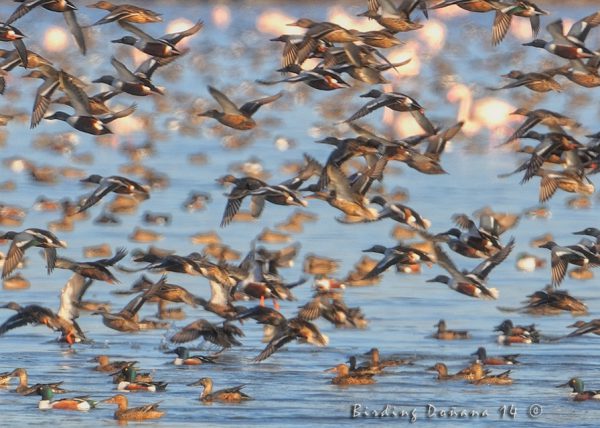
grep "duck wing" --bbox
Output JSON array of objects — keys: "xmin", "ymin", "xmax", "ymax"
[
  {"xmin": 59, "ymin": 70, "xmax": 91, "ymax": 116},
  {"xmin": 2, "ymin": 233, "xmax": 31, "ymax": 279},
  {"xmin": 111, "ymin": 57, "xmax": 138, "ymax": 81},
  {"xmin": 163, "ymin": 20, "xmax": 204, "ymax": 45},
  {"xmin": 31, "ymin": 76, "xmax": 60, "ymax": 128},
  {"xmin": 119, "ymin": 21, "xmax": 154, "ymax": 42},
  {"xmin": 254, "ymin": 329, "xmax": 295, "ymax": 362},
  {"xmin": 6, "ymin": 0, "xmax": 47, "ymax": 24},
  {"xmin": 57, "ymin": 273, "xmax": 85, "ymax": 322},
  {"xmin": 99, "ymin": 103, "xmax": 137, "ymax": 124},
  {"xmin": 207, "ymin": 86, "xmax": 242, "ymax": 115},
  {"xmin": 77, "ymin": 182, "xmax": 121, "ymax": 213},
  {"xmin": 239, "ymin": 91, "xmax": 283, "ymax": 117},
  {"xmin": 63, "ymin": 10, "xmax": 86, "ymax": 55},
  {"xmin": 472, "ymin": 237, "xmax": 515, "ymax": 280},
  {"xmin": 492, "ymin": 10, "xmax": 512, "ymax": 46}
]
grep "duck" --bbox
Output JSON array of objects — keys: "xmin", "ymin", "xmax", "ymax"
[
  {"xmin": 430, "ymin": 0, "xmax": 498, "ymax": 13},
  {"xmin": 198, "ymin": 85, "xmax": 282, "ymax": 131},
  {"xmin": 112, "ymin": 20, "xmax": 203, "ymax": 58},
  {"xmin": 187, "ymin": 377, "xmax": 251, "ymax": 402},
  {"xmin": 370, "ymin": 196, "xmax": 431, "ymax": 229},
  {"xmin": 102, "ymin": 394, "xmax": 164, "ymax": 421},
  {"xmin": 287, "ymin": 18, "xmax": 359, "ymax": 44},
  {"xmin": 472, "ymin": 347, "xmax": 520, "ymax": 365},
  {"xmin": 76, "ymin": 174, "xmax": 149, "ymax": 213},
  {"xmin": 171, "ymin": 346, "xmax": 218, "ymax": 366},
  {"xmin": 0, "ymin": 274, "xmax": 87, "ymax": 345},
  {"xmin": 362, "ymin": 243, "xmax": 433, "ymax": 279},
  {"xmin": 491, "ymin": 1, "xmax": 548, "ymax": 45},
  {"xmin": 91, "ymin": 355, "xmax": 136, "ymax": 373},
  {"xmin": 469, "ymin": 364, "xmax": 513, "ymax": 385},
  {"xmin": 7, "ymin": 0, "xmax": 86, "ymax": 54},
  {"xmin": 503, "ymin": 108, "xmax": 580, "ymax": 146},
  {"xmin": 432, "ymin": 320, "xmax": 471, "ymax": 340},
  {"xmin": 364, "ymin": 347, "xmax": 414, "ymax": 369},
  {"xmin": 28, "ymin": 385, "xmax": 96, "ymax": 411},
  {"xmin": 495, "ymin": 320, "xmax": 539, "ymax": 344},
  {"xmin": 94, "ymin": 283, "xmax": 159, "ymax": 332},
  {"xmin": 490, "ymin": 69, "xmax": 562, "ymax": 93},
  {"xmin": 0, "ymin": 227, "xmax": 66, "ymax": 278},
  {"xmin": 7, "ymin": 368, "xmax": 66, "ymax": 395},
  {"xmin": 358, "ymin": 0, "xmax": 427, "ymax": 33},
  {"xmin": 326, "ymin": 364, "xmax": 376, "ymax": 385},
  {"xmin": 254, "ymin": 315, "xmax": 328, "ymax": 361},
  {"xmin": 169, "ymin": 319, "xmax": 244, "ymax": 350},
  {"xmin": 557, "ymin": 378, "xmax": 600, "ymax": 401},
  {"xmin": 426, "ymin": 238, "xmax": 515, "ymax": 299},
  {"xmin": 428, "ymin": 362, "xmax": 481, "ymax": 381},
  {"xmin": 538, "ymin": 239, "xmax": 600, "ymax": 287},
  {"xmin": 93, "ymin": 57, "xmax": 164, "ymax": 97},
  {"xmin": 344, "ymin": 89, "xmax": 435, "ymax": 135},
  {"xmin": 44, "ymin": 71, "xmax": 136, "ymax": 135},
  {"xmin": 116, "ymin": 366, "xmax": 167, "ymax": 392},
  {"xmin": 53, "ymin": 248, "xmax": 126, "ymax": 283},
  {"xmin": 88, "ymin": 1, "xmax": 162, "ymax": 26},
  {"xmin": 523, "ymin": 12, "xmax": 600, "ymax": 60},
  {"xmin": 567, "ymin": 319, "xmax": 600, "ymax": 337},
  {"xmin": 257, "ymin": 64, "xmax": 351, "ymax": 91},
  {"xmin": 0, "ymin": 23, "xmax": 28, "ymax": 67}
]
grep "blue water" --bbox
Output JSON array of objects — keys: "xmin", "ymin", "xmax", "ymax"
[{"xmin": 0, "ymin": 1, "xmax": 599, "ymax": 426}]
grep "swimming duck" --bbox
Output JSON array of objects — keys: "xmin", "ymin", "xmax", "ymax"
[
  {"xmin": 171, "ymin": 346, "xmax": 218, "ymax": 366},
  {"xmin": 326, "ymin": 364, "xmax": 376, "ymax": 385},
  {"xmin": 8, "ymin": 368, "xmax": 66, "ymax": 395},
  {"xmin": 198, "ymin": 85, "xmax": 282, "ymax": 131},
  {"xmin": 88, "ymin": 1, "xmax": 162, "ymax": 26},
  {"xmin": 0, "ymin": 227, "xmax": 65, "ymax": 278},
  {"xmin": 91, "ymin": 355, "xmax": 136, "ymax": 373},
  {"xmin": 469, "ymin": 364, "xmax": 513, "ymax": 385},
  {"xmin": 188, "ymin": 377, "xmax": 251, "ymax": 402},
  {"xmin": 344, "ymin": 89, "xmax": 435, "ymax": 135},
  {"xmin": 433, "ymin": 320, "xmax": 471, "ymax": 340},
  {"xmin": 427, "ymin": 238, "xmax": 515, "ymax": 299},
  {"xmin": 113, "ymin": 20, "xmax": 203, "ymax": 58},
  {"xmin": 28, "ymin": 385, "xmax": 96, "ymax": 411},
  {"xmin": 77, "ymin": 174, "xmax": 149, "ymax": 213},
  {"xmin": 116, "ymin": 366, "xmax": 167, "ymax": 392},
  {"xmin": 472, "ymin": 347, "xmax": 520, "ymax": 365},
  {"xmin": 495, "ymin": 319, "xmax": 539, "ymax": 344},
  {"xmin": 8, "ymin": 0, "xmax": 86, "ymax": 54},
  {"xmin": 364, "ymin": 347, "xmax": 413, "ymax": 369},
  {"xmin": 428, "ymin": 363, "xmax": 481, "ymax": 381},
  {"xmin": 557, "ymin": 378, "xmax": 600, "ymax": 401},
  {"xmin": 346, "ymin": 356, "xmax": 382, "ymax": 375},
  {"xmin": 102, "ymin": 394, "xmax": 165, "ymax": 421}
]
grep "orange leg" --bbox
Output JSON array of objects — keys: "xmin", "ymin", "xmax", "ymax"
[
  {"xmin": 259, "ymin": 295, "xmax": 265, "ymax": 307},
  {"xmin": 273, "ymin": 299, "xmax": 280, "ymax": 311}
]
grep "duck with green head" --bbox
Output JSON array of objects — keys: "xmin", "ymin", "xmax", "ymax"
[
  {"xmin": 558, "ymin": 378, "xmax": 600, "ymax": 401},
  {"xmin": 32, "ymin": 385, "xmax": 97, "ymax": 411}
]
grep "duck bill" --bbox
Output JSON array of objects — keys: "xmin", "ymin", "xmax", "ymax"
[
  {"xmin": 323, "ymin": 367, "xmax": 338, "ymax": 373},
  {"xmin": 556, "ymin": 382, "xmax": 569, "ymax": 388},
  {"xmin": 186, "ymin": 380, "xmax": 203, "ymax": 387},
  {"xmin": 572, "ymin": 230, "xmax": 587, "ymax": 236}
]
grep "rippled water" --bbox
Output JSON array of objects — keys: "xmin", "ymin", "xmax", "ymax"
[{"xmin": 1, "ymin": 1, "xmax": 600, "ymax": 426}]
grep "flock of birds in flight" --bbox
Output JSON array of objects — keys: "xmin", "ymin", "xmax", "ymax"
[{"xmin": 0, "ymin": 0, "xmax": 599, "ymax": 421}]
